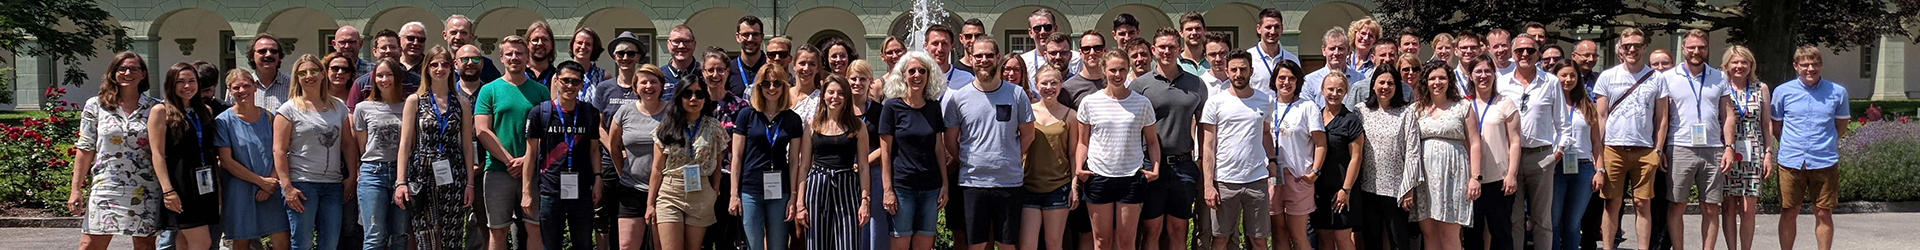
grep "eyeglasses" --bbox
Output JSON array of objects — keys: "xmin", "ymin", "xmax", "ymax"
[
  {"xmin": 907, "ymin": 68, "xmax": 929, "ymax": 75},
  {"xmin": 328, "ymin": 66, "xmax": 353, "ymax": 73},
  {"xmin": 557, "ymin": 78, "xmax": 585, "ymax": 85},
  {"xmin": 460, "ymin": 57, "xmax": 484, "ymax": 64},
  {"xmin": 1079, "ymin": 45, "xmax": 1106, "ymax": 51},
  {"xmin": 1029, "ymin": 24, "xmax": 1055, "ymax": 33},
  {"xmin": 763, "ymin": 81, "xmax": 790, "ymax": 88},
  {"xmin": 614, "ymin": 50, "xmax": 642, "ymax": 58},
  {"xmin": 295, "ymin": 69, "xmax": 320, "ymax": 77},
  {"xmin": 1620, "ymin": 43, "xmax": 1646, "ymax": 50},
  {"xmin": 767, "ymin": 51, "xmax": 791, "ymax": 60},
  {"xmin": 961, "ymin": 33, "xmax": 983, "ymax": 40},
  {"xmin": 254, "ymin": 49, "xmax": 281, "ymax": 55},
  {"xmin": 404, "ymin": 36, "xmax": 426, "ymax": 43},
  {"xmin": 1514, "ymin": 47, "xmax": 1538, "ymax": 56},
  {"xmin": 669, "ymin": 39, "xmax": 694, "ymax": 46},
  {"xmin": 117, "ymin": 67, "xmax": 145, "ymax": 73}
]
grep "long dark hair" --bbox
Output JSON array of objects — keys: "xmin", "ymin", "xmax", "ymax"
[
  {"xmin": 1554, "ymin": 62, "xmax": 1597, "ymax": 126},
  {"xmin": 1413, "ymin": 61, "xmax": 1462, "ymax": 108},
  {"xmin": 656, "ymin": 77, "xmax": 710, "ymax": 147},
  {"xmin": 1366, "ymin": 64, "xmax": 1410, "ymax": 109},
  {"xmin": 812, "ymin": 74, "xmax": 861, "ymax": 135},
  {"xmin": 161, "ymin": 62, "xmax": 210, "ymax": 138}
]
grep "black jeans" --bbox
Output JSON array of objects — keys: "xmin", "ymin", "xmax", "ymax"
[
  {"xmin": 1359, "ymin": 191, "xmax": 1420, "ymax": 250},
  {"xmin": 1466, "ymin": 181, "xmax": 1515, "ymax": 250},
  {"xmin": 542, "ymin": 195, "xmax": 596, "ymax": 250}
]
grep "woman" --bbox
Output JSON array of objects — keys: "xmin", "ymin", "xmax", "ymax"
[
  {"xmin": 648, "ymin": 79, "xmax": 728, "ymax": 250},
  {"xmin": 881, "ymin": 36, "xmax": 907, "ymax": 69},
  {"xmin": 349, "ymin": 58, "xmax": 411, "ymax": 250},
  {"xmin": 1316, "ymin": 73, "xmax": 1364, "ymax": 250},
  {"xmin": 1717, "ymin": 45, "xmax": 1771, "ymax": 250},
  {"xmin": 791, "ymin": 45, "xmax": 825, "ymax": 122},
  {"xmin": 392, "ymin": 46, "xmax": 477, "ymax": 250},
  {"xmin": 148, "ymin": 62, "xmax": 221, "ymax": 250},
  {"xmin": 324, "ymin": 52, "xmax": 358, "ymax": 100},
  {"xmin": 878, "ymin": 51, "xmax": 952, "ymax": 250},
  {"xmin": 729, "ymin": 64, "xmax": 804, "ymax": 250},
  {"xmin": 848, "ymin": 59, "xmax": 893, "ymax": 250},
  {"xmin": 1397, "ymin": 54, "xmax": 1423, "ymax": 101},
  {"xmin": 824, "ymin": 39, "xmax": 855, "ymax": 75},
  {"xmin": 1357, "ymin": 65, "xmax": 1419, "ymax": 250},
  {"xmin": 794, "ymin": 75, "xmax": 872, "ymax": 249},
  {"xmin": 1402, "ymin": 61, "xmax": 1483, "ymax": 250},
  {"xmin": 217, "ymin": 69, "xmax": 294, "ymax": 250},
  {"xmin": 1003, "ymin": 55, "xmax": 1030, "ymax": 91},
  {"xmin": 275, "ymin": 54, "xmax": 354, "ymax": 250},
  {"xmin": 71, "ymin": 52, "xmax": 159, "ymax": 250},
  {"xmin": 1546, "ymin": 62, "xmax": 1600, "ymax": 250},
  {"xmin": 1021, "ymin": 67, "xmax": 1076, "ymax": 250},
  {"xmin": 569, "ymin": 27, "xmax": 609, "ymax": 84},
  {"xmin": 1266, "ymin": 60, "xmax": 1322, "ymax": 250},
  {"xmin": 1430, "ymin": 34, "xmax": 1456, "ymax": 64},
  {"xmin": 1462, "ymin": 55, "xmax": 1521, "ymax": 250},
  {"xmin": 609, "ymin": 64, "xmax": 667, "ymax": 250},
  {"xmin": 1074, "ymin": 51, "xmax": 1160, "ymax": 250}
]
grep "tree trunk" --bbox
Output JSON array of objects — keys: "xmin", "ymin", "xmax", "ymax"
[{"xmin": 1744, "ymin": 0, "xmax": 1801, "ymax": 83}]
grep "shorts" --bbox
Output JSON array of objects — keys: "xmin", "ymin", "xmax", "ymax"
[
  {"xmin": 1271, "ymin": 176, "xmax": 1314, "ymax": 216},
  {"xmin": 653, "ymin": 177, "xmax": 717, "ymax": 227},
  {"xmin": 1601, "ymin": 146, "xmax": 1661, "ymax": 200},
  {"xmin": 890, "ymin": 188, "xmax": 943, "ymax": 237},
  {"xmin": 1778, "ymin": 166, "xmax": 1840, "ymax": 210},
  {"xmin": 482, "ymin": 171, "xmax": 529, "ymax": 228},
  {"xmin": 962, "ymin": 187, "xmax": 1023, "ymax": 245},
  {"xmin": 1208, "ymin": 180, "xmax": 1271, "ymax": 238},
  {"xmin": 1022, "ymin": 185, "xmax": 1072, "ymax": 210},
  {"xmin": 1667, "ymin": 147, "xmax": 1727, "ymax": 204},
  {"xmin": 1084, "ymin": 175, "xmax": 1146, "ymax": 204},
  {"xmin": 1142, "ymin": 160, "xmax": 1199, "ymax": 220},
  {"xmin": 615, "ymin": 184, "xmax": 650, "ymax": 218}
]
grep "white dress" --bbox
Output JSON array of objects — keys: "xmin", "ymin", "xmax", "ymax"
[{"xmin": 1406, "ymin": 101, "xmax": 1475, "ymax": 226}]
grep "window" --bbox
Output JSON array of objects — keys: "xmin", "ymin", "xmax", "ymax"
[
  {"xmin": 1207, "ymin": 27, "xmax": 1239, "ymax": 49},
  {"xmin": 221, "ymin": 30, "xmax": 236, "ymax": 71},
  {"xmin": 1005, "ymin": 31, "xmax": 1034, "ymax": 55},
  {"xmin": 320, "ymin": 29, "xmax": 337, "ymax": 56},
  {"xmin": 1863, "ymin": 43, "xmax": 1877, "ymax": 78}
]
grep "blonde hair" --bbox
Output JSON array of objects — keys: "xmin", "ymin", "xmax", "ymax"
[
  {"xmin": 885, "ymin": 51, "xmax": 946, "ymax": 101},
  {"xmin": 415, "ymin": 45, "xmax": 455, "ymax": 97},
  {"xmin": 225, "ymin": 69, "xmax": 255, "ymax": 89},
  {"xmin": 752, "ymin": 63, "xmax": 792, "ymax": 113},
  {"xmin": 288, "ymin": 54, "xmax": 332, "ymax": 111},
  {"xmin": 1721, "ymin": 45, "xmax": 1755, "ymax": 69},
  {"xmin": 1617, "ymin": 27, "xmax": 1645, "ymax": 42},
  {"xmin": 1793, "ymin": 45, "xmax": 1822, "ymax": 65},
  {"xmin": 1349, "ymin": 18, "xmax": 1381, "ymax": 44},
  {"xmin": 848, "ymin": 59, "xmax": 873, "ymax": 78}
]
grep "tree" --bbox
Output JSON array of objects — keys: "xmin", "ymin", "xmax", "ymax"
[
  {"xmin": 1374, "ymin": 0, "xmax": 1920, "ymax": 81},
  {"xmin": 0, "ymin": 0, "xmax": 130, "ymax": 87}
]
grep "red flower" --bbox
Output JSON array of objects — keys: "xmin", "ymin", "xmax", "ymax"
[{"xmin": 1903, "ymin": 117, "xmax": 1912, "ymax": 124}]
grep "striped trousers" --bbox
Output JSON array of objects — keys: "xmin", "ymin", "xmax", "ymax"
[{"xmin": 805, "ymin": 167, "xmax": 862, "ymax": 250}]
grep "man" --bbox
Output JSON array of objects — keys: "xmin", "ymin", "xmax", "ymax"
[
  {"xmin": 1487, "ymin": 28, "xmax": 1515, "ymax": 76},
  {"xmin": 474, "ymin": 35, "xmax": 554, "ymax": 250},
  {"xmin": 1540, "ymin": 45, "xmax": 1565, "ymax": 69},
  {"xmin": 1177, "ymin": 12, "xmax": 1211, "ymax": 76},
  {"xmin": 1572, "ymin": 39, "xmax": 1601, "ymax": 91},
  {"xmin": 943, "ymin": 36, "xmax": 1035, "ymax": 250},
  {"xmin": 1344, "ymin": 40, "xmax": 1398, "ymax": 105},
  {"xmin": 1523, "ymin": 22, "xmax": 1549, "ymax": 42},
  {"xmin": 458, "ymin": 45, "xmax": 491, "ymax": 97},
  {"xmin": 1246, "ymin": 8, "xmax": 1302, "ymax": 93},
  {"xmin": 926, "ymin": 24, "xmax": 976, "ymax": 90},
  {"xmin": 371, "ymin": 29, "xmax": 402, "ymax": 60},
  {"xmin": 522, "ymin": 60, "xmax": 602, "ymax": 250},
  {"xmin": 1059, "ymin": 30, "xmax": 1109, "ymax": 109},
  {"xmin": 1124, "ymin": 38, "xmax": 1153, "ymax": 80},
  {"xmin": 1453, "ymin": 33, "xmax": 1486, "ymax": 89},
  {"xmin": 1660, "ymin": 29, "xmax": 1732, "ymax": 250},
  {"xmin": 246, "ymin": 33, "xmax": 291, "ymax": 111},
  {"xmin": 1130, "ymin": 28, "xmax": 1209, "ymax": 250},
  {"xmin": 331, "ymin": 26, "xmax": 373, "ymax": 73},
  {"xmin": 1772, "ymin": 45, "xmax": 1847, "ymax": 250},
  {"xmin": 956, "ymin": 18, "xmax": 986, "ymax": 73},
  {"xmin": 1397, "ymin": 27, "xmax": 1422, "ymax": 57},
  {"xmin": 349, "ymin": 28, "xmax": 422, "ymax": 106},
  {"xmin": 1594, "ymin": 27, "xmax": 1669, "ymax": 250},
  {"xmin": 1497, "ymin": 33, "xmax": 1568, "ymax": 250},
  {"xmin": 526, "ymin": 21, "xmax": 559, "ymax": 85},
  {"xmin": 446, "ymin": 14, "xmax": 504, "ymax": 83},
  {"xmin": 730, "ymin": 16, "xmax": 768, "ymax": 98},
  {"xmin": 661, "ymin": 26, "xmax": 698, "ymax": 100},
  {"xmin": 1300, "ymin": 27, "xmax": 1364, "ymax": 108},
  {"xmin": 1022, "ymin": 9, "xmax": 1082, "ymax": 85},
  {"xmin": 1199, "ymin": 33, "xmax": 1235, "ymax": 95},
  {"xmin": 1111, "ymin": 13, "xmax": 1141, "ymax": 46},
  {"xmin": 1199, "ymin": 50, "xmax": 1274, "ymax": 250},
  {"xmin": 400, "ymin": 21, "xmax": 429, "ymax": 70}
]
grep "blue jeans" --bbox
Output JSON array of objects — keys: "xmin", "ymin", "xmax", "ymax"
[
  {"xmin": 356, "ymin": 162, "xmax": 411, "ymax": 250},
  {"xmin": 865, "ymin": 168, "xmax": 891, "ymax": 250},
  {"xmin": 740, "ymin": 192, "xmax": 788, "ymax": 250},
  {"xmin": 288, "ymin": 182, "xmax": 344, "ymax": 250},
  {"xmin": 540, "ymin": 195, "xmax": 594, "ymax": 250},
  {"xmin": 889, "ymin": 187, "xmax": 941, "ymax": 238},
  {"xmin": 1552, "ymin": 160, "xmax": 1597, "ymax": 250}
]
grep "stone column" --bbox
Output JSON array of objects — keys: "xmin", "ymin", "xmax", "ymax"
[
  {"xmin": 1872, "ymin": 35, "xmax": 1908, "ymax": 100},
  {"xmin": 11, "ymin": 39, "xmax": 47, "ymax": 110},
  {"xmin": 128, "ymin": 36, "xmax": 163, "ymax": 97}
]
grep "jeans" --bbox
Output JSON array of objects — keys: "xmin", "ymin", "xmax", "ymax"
[
  {"xmin": 890, "ymin": 187, "xmax": 942, "ymax": 237},
  {"xmin": 540, "ymin": 195, "xmax": 595, "ymax": 250},
  {"xmin": 357, "ymin": 162, "xmax": 411, "ymax": 250},
  {"xmin": 1465, "ymin": 181, "xmax": 1514, "ymax": 250},
  {"xmin": 1552, "ymin": 160, "xmax": 1597, "ymax": 250},
  {"xmin": 288, "ymin": 182, "xmax": 344, "ymax": 250},
  {"xmin": 157, "ymin": 224, "xmax": 223, "ymax": 250},
  {"xmin": 741, "ymin": 191, "xmax": 789, "ymax": 250},
  {"xmin": 865, "ymin": 167, "xmax": 892, "ymax": 250}
]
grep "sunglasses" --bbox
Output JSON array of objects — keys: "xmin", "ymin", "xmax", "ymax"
[
  {"xmin": 682, "ymin": 91, "xmax": 710, "ymax": 100},
  {"xmin": 1080, "ymin": 45, "xmax": 1106, "ymax": 51},
  {"xmin": 763, "ymin": 81, "xmax": 790, "ymax": 88},
  {"xmin": 767, "ymin": 51, "xmax": 791, "ymax": 59},
  {"xmin": 1620, "ymin": 43, "xmax": 1646, "ymax": 50},
  {"xmin": 614, "ymin": 50, "xmax": 642, "ymax": 58},
  {"xmin": 557, "ymin": 78, "xmax": 585, "ymax": 85},
  {"xmin": 1029, "ymin": 24, "xmax": 1056, "ymax": 33},
  {"xmin": 460, "ymin": 57, "xmax": 484, "ymax": 64},
  {"xmin": 295, "ymin": 69, "xmax": 320, "ymax": 77},
  {"xmin": 254, "ymin": 49, "xmax": 281, "ymax": 55},
  {"xmin": 328, "ymin": 66, "xmax": 353, "ymax": 73},
  {"xmin": 961, "ymin": 33, "xmax": 983, "ymax": 40},
  {"xmin": 405, "ymin": 36, "xmax": 426, "ymax": 43},
  {"xmin": 907, "ymin": 68, "xmax": 929, "ymax": 75},
  {"xmin": 1514, "ymin": 48, "xmax": 1539, "ymax": 55}
]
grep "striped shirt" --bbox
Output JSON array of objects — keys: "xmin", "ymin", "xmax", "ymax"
[{"xmin": 1076, "ymin": 91, "xmax": 1157, "ymax": 177}]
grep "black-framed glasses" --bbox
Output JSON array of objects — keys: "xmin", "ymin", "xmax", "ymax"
[
  {"xmin": 1079, "ymin": 45, "xmax": 1105, "ymax": 51},
  {"xmin": 961, "ymin": 33, "xmax": 983, "ymax": 40},
  {"xmin": 1514, "ymin": 47, "xmax": 1539, "ymax": 56},
  {"xmin": 1048, "ymin": 50, "xmax": 1073, "ymax": 58},
  {"xmin": 254, "ymin": 49, "xmax": 281, "ymax": 55},
  {"xmin": 1620, "ymin": 43, "xmax": 1646, "ymax": 50},
  {"xmin": 767, "ymin": 51, "xmax": 791, "ymax": 59},
  {"xmin": 557, "ymin": 78, "xmax": 586, "ymax": 85},
  {"xmin": 1029, "ymin": 24, "xmax": 1055, "ymax": 33},
  {"xmin": 404, "ymin": 36, "xmax": 427, "ymax": 43}
]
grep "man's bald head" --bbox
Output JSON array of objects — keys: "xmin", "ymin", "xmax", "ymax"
[
  {"xmin": 332, "ymin": 26, "xmax": 363, "ymax": 60},
  {"xmin": 456, "ymin": 44, "xmax": 484, "ymax": 81},
  {"xmin": 1573, "ymin": 39, "xmax": 1599, "ymax": 71}
]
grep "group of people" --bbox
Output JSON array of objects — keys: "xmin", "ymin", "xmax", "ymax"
[{"xmin": 65, "ymin": 6, "xmax": 1851, "ymax": 250}]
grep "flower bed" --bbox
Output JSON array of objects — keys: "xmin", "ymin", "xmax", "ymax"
[
  {"xmin": 0, "ymin": 87, "xmax": 80, "ymax": 215},
  {"xmin": 1761, "ymin": 120, "xmax": 1920, "ymax": 204}
]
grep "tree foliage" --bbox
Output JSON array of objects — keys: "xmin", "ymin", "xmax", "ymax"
[{"xmin": 0, "ymin": 0, "xmax": 130, "ymax": 86}]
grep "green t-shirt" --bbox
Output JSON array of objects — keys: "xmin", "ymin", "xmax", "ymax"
[{"xmin": 474, "ymin": 78, "xmax": 551, "ymax": 171}]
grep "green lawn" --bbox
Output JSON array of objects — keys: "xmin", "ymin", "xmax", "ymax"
[{"xmin": 0, "ymin": 110, "xmax": 49, "ymax": 124}]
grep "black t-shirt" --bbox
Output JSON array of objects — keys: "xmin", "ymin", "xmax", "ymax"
[
  {"xmin": 728, "ymin": 107, "xmax": 805, "ymax": 196},
  {"xmin": 1318, "ymin": 108, "xmax": 1364, "ymax": 193},
  {"xmin": 527, "ymin": 101, "xmax": 602, "ymax": 196},
  {"xmin": 878, "ymin": 98, "xmax": 946, "ymax": 191}
]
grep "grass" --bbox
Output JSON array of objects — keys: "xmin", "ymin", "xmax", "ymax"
[{"xmin": 0, "ymin": 110, "xmax": 48, "ymax": 124}]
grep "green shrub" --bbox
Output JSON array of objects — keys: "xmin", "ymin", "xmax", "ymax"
[
  {"xmin": 1850, "ymin": 99, "xmax": 1920, "ymax": 119},
  {"xmin": 0, "ymin": 86, "xmax": 80, "ymax": 214},
  {"xmin": 1762, "ymin": 121, "xmax": 1920, "ymax": 203}
]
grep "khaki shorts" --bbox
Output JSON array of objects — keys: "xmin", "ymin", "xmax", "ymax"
[
  {"xmin": 1778, "ymin": 166, "xmax": 1840, "ymax": 210},
  {"xmin": 1209, "ymin": 180, "xmax": 1271, "ymax": 238},
  {"xmin": 653, "ymin": 178, "xmax": 718, "ymax": 227},
  {"xmin": 1601, "ymin": 146, "xmax": 1660, "ymax": 200}
]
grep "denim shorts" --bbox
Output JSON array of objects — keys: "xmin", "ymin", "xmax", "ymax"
[
  {"xmin": 1023, "ymin": 185, "xmax": 1072, "ymax": 210},
  {"xmin": 889, "ymin": 187, "xmax": 942, "ymax": 237}
]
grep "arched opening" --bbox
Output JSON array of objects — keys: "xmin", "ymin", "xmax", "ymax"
[
  {"xmin": 365, "ymin": 6, "xmax": 445, "ymax": 57},
  {"xmin": 786, "ymin": 7, "xmax": 868, "ymax": 57},
  {"xmin": 258, "ymin": 7, "xmax": 341, "ymax": 58},
  {"xmin": 1203, "ymin": 3, "xmax": 1263, "ymax": 50},
  {"xmin": 578, "ymin": 7, "xmax": 656, "ymax": 68},
  {"xmin": 153, "ymin": 8, "xmax": 236, "ymax": 71},
  {"xmin": 474, "ymin": 7, "xmax": 545, "ymax": 58},
  {"xmin": 1297, "ymin": 1, "xmax": 1370, "ymax": 70},
  {"xmin": 685, "ymin": 8, "xmax": 749, "ymax": 56}
]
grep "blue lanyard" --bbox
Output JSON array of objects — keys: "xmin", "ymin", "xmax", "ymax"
[
  {"xmin": 426, "ymin": 93, "xmax": 452, "ymax": 154},
  {"xmin": 553, "ymin": 102, "xmax": 577, "ymax": 171},
  {"xmin": 684, "ymin": 119, "xmax": 702, "ymax": 159},
  {"xmin": 1683, "ymin": 65, "xmax": 1708, "ymax": 120},
  {"xmin": 735, "ymin": 58, "xmax": 754, "ymax": 87},
  {"xmin": 764, "ymin": 116, "xmax": 783, "ymax": 148},
  {"xmin": 1273, "ymin": 101, "xmax": 1298, "ymax": 138},
  {"xmin": 184, "ymin": 109, "xmax": 206, "ymax": 164},
  {"xmin": 1256, "ymin": 44, "xmax": 1276, "ymax": 77},
  {"xmin": 1732, "ymin": 83, "xmax": 1753, "ymax": 118}
]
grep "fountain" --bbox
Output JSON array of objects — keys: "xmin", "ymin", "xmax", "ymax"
[{"xmin": 905, "ymin": 0, "xmax": 948, "ymax": 52}]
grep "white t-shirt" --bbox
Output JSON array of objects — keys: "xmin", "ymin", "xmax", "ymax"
[
  {"xmin": 1595, "ymin": 64, "xmax": 1667, "ymax": 147},
  {"xmin": 1662, "ymin": 65, "xmax": 1728, "ymax": 147},
  {"xmin": 1201, "ymin": 72, "xmax": 1232, "ymax": 97},
  {"xmin": 1270, "ymin": 98, "xmax": 1324, "ymax": 178},
  {"xmin": 1201, "ymin": 90, "xmax": 1274, "ymax": 184},
  {"xmin": 1077, "ymin": 91, "xmax": 1157, "ymax": 177},
  {"xmin": 1246, "ymin": 45, "xmax": 1302, "ymax": 93}
]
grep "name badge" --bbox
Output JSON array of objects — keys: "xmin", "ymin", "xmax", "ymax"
[
  {"xmin": 560, "ymin": 172, "xmax": 580, "ymax": 200},
  {"xmin": 1560, "ymin": 152, "xmax": 1578, "ymax": 174},
  {"xmin": 1690, "ymin": 123, "xmax": 1708, "ymax": 145},
  {"xmin": 682, "ymin": 164, "xmax": 702, "ymax": 192},
  {"xmin": 433, "ymin": 160, "xmax": 455, "ymax": 186},
  {"xmin": 195, "ymin": 167, "xmax": 215, "ymax": 195},
  {"xmin": 763, "ymin": 172, "xmax": 784, "ymax": 200}
]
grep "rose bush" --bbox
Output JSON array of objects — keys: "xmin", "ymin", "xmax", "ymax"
[{"xmin": 0, "ymin": 86, "xmax": 81, "ymax": 214}]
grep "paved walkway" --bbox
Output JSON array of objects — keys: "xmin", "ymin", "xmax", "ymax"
[{"xmin": 5, "ymin": 213, "xmax": 1918, "ymax": 249}]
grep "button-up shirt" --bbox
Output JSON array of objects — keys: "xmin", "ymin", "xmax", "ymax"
[
  {"xmin": 1300, "ymin": 65, "xmax": 1365, "ymax": 108},
  {"xmin": 1771, "ymin": 78, "xmax": 1849, "ymax": 170},
  {"xmin": 1663, "ymin": 64, "xmax": 1729, "ymax": 148},
  {"xmin": 1498, "ymin": 68, "xmax": 1567, "ymax": 148},
  {"xmin": 1596, "ymin": 64, "xmax": 1667, "ymax": 147},
  {"xmin": 1246, "ymin": 44, "xmax": 1301, "ymax": 94}
]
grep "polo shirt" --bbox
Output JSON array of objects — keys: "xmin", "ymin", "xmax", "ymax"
[{"xmin": 1663, "ymin": 64, "xmax": 1730, "ymax": 148}]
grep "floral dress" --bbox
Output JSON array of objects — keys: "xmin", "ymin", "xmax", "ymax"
[
  {"xmin": 1725, "ymin": 84, "xmax": 1767, "ymax": 197},
  {"xmin": 76, "ymin": 96, "xmax": 162, "ymax": 236},
  {"xmin": 1406, "ymin": 101, "xmax": 1474, "ymax": 226},
  {"xmin": 406, "ymin": 93, "xmax": 469, "ymax": 249}
]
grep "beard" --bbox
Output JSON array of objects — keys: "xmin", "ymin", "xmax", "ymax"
[{"xmin": 460, "ymin": 69, "xmax": 481, "ymax": 82}]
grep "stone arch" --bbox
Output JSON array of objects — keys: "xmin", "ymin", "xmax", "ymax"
[
  {"xmin": 473, "ymin": 7, "xmax": 545, "ymax": 57},
  {"xmin": 685, "ymin": 7, "xmax": 750, "ymax": 55},
  {"xmin": 786, "ymin": 7, "xmax": 868, "ymax": 58},
  {"xmin": 886, "ymin": 10, "xmax": 963, "ymax": 47},
  {"xmin": 1094, "ymin": 4, "xmax": 1175, "ymax": 47},
  {"xmin": 257, "ymin": 7, "xmax": 341, "ymax": 58},
  {"xmin": 1297, "ymin": 1, "xmax": 1370, "ymax": 64},
  {"xmin": 365, "ymin": 6, "xmax": 445, "ymax": 52},
  {"xmin": 1203, "ymin": 2, "xmax": 1263, "ymax": 50},
  {"xmin": 577, "ymin": 7, "xmax": 656, "ymax": 68},
  {"xmin": 990, "ymin": 5, "xmax": 1073, "ymax": 55},
  {"xmin": 151, "ymin": 8, "xmax": 237, "ymax": 71}
]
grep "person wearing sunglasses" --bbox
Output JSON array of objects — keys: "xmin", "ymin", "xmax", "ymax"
[
  {"xmin": 1594, "ymin": 27, "xmax": 1668, "ymax": 250},
  {"xmin": 400, "ymin": 22, "xmax": 431, "ymax": 72},
  {"xmin": 1022, "ymin": 9, "xmax": 1081, "ymax": 86},
  {"xmin": 1058, "ymin": 31, "xmax": 1109, "ymax": 110},
  {"xmin": 1539, "ymin": 45, "xmax": 1565, "ymax": 71},
  {"xmin": 1497, "ymin": 33, "xmax": 1571, "ymax": 250},
  {"xmin": 1246, "ymin": 8, "xmax": 1302, "ymax": 94},
  {"xmin": 955, "ymin": 18, "xmax": 985, "ymax": 74},
  {"xmin": 247, "ymin": 34, "xmax": 292, "ymax": 111},
  {"xmin": 523, "ymin": 61, "xmax": 605, "ymax": 250},
  {"xmin": 729, "ymin": 64, "xmax": 805, "ymax": 250}
]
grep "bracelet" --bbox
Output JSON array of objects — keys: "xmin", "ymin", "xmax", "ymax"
[{"xmin": 162, "ymin": 190, "xmax": 176, "ymax": 195}]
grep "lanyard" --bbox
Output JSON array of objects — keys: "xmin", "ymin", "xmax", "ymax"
[
  {"xmin": 764, "ymin": 116, "xmax": 783, "ymax": 148},
  {"xmin": 1682, "ymin": 65, "xmax": 1708, "ymax": 121},
  {"xmin": 1273, "ymin": 101, "xmax": 1298, "ymax": 137},
  {"xmin": 947, "ymin": 64, "xmax": 958, "ymax": 83},
  {"xmin": 1732, "ymin": 83, "xmax": 1753, "ymax": 118},
  {"xmin": 735, "ymin": 58, "xmax": 754, "ymax": 87},
  {"xmin": 1256, "ymin": 44, "xmax": 1276, "ymax": 78},
  {"xmin": 553, "ymin": 102, "xmax": 577, "ymax": 171},
  {"xmin": 684, "ymin": 119, "xmax": 702, "ymax": 159},
  {"xmin": 426, "ymin": 93, "xmax": 453, "ymax": 154},
  {"xmin": 184, "ymin": 109, "xmax": 206, "ymax": 165}
]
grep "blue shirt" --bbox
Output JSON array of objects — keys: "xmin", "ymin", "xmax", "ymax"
[{"xmin": 1770, "ymin": 78, "xmax": 1849, "ymax": 170}]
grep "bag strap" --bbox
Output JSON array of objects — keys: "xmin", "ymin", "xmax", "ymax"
[{"xmin": 1607, "ymin": 70, "xmax": 1657, "ymax": 116}]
